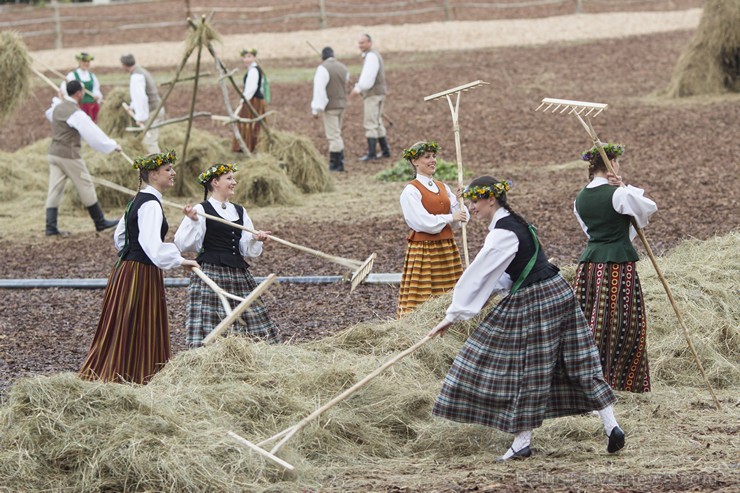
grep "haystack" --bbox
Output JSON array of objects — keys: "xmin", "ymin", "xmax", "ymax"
[
  {"xmin": 233, "ymin": 154, "xmax": 300, "ymax": 206},
  {"xmin": 0, "ymin": 233, "xmax": 737, "ymax": 491},
  {"xmin": 259, "ymin": 130, "xmax": 334, "ymax": 194},
  {"xmin": 662, "ymin": 0, "xmax": 740, "ymax": 97},
  {"xmin": 0, "ymin": 31, "xmax": 31, "ymax": 123},
  {"xmin": 96, "ymin": 88, "xmax": 132, "ymax": 138}
]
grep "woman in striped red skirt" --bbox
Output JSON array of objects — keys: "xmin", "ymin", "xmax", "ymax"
[
  {"xmin": 428, "ymin": 176, "xmax": 625, "ymax": 461},
  {"xmin": 573, "ymin": 143, "xmax": 657, "ymax": 393},
  {"xmin": 397, "ymin": 141, "xmax": 468, "ymax": 318},
  {"xmin": 79, "ymin": 150, "xmax": 199, "ymax": 385},
  {"xmin": 175, "ymin": 163, "xmax": 281, "ymax": 348}
]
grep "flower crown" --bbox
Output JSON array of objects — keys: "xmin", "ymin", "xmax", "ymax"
[
  {"xmin": 462, "ymin": 180, "xmax": 513, "ymax": 201},
  {"xmin": 198, "ymin": 162, "xmax": 238, "ymax": 185},
  {"xmin": 403, "ymin": 141, "xmax": 440, "ymax": 161},
  {"xmin": 581, "ymin": 143, "xmax": 625, "ymax": 162},
  {"xmin": 132, "ymin": 149, "xmax": 177, "ymax": 171},
  {"xmin": 240, "ymin": 48, "xmax": 258, "ymax": 57},
  {"xmin": 75, "ymin": 52, "xmax": 94, "ymax": 62}
]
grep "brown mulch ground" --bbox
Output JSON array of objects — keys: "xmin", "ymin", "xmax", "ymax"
[{"xmin": 1, "ymin": 4, "xmax": 738, "ymax": 491}]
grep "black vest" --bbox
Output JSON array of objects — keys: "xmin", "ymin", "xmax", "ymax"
[
  {"xmin": 196, "ymin": 201, "xmax": 249, "ymax": 269},
  {"xmin": 119, "ymin": 193, "xmax": 168, "ymax": 265},
  {"xmin": 243, "ymin": 66, "xmax": 264, "ymax": 100},
  {"xmin": 494, "ymin": 216, "xmax": 559, "ymax": 290}
]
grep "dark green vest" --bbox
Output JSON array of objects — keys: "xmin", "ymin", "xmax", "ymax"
[
  {"xmin": 73, "ymin": 70, "xmax": 95, "ymax": 104},
  {"xmin": 575, "ymin": 184, "xmax": 639, "ymax": 263}
]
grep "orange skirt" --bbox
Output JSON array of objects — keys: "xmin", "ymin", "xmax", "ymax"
[
  {"xmin": 79, "ymin": 260, "xmax": 170, "ymax": 384},
  {"xmin": 231, "ymin": 97, "xmax": 266, "ymax": 152},
  {"xmin": 397, "ymin": 238, "xmax": 463, "ymax": 318}
]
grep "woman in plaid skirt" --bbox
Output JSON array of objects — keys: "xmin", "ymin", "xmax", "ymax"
[
  {"xmin": 573, "ymin": 143, "xmax": 657, "ymax": 392},
  {"xmin": 428, "ymin": 176, "xmax": 625, "ymax": 461},
  {"xmin": 397, "ymin": 141, "xmax": 468, "ymax": 318},
  {"xmin": 175, "ymin": 163, "xmax": 281, "ymax": 348},
  {"xmin": 80, "ymin": 150, "xmax": 199, "ymax": 384}
]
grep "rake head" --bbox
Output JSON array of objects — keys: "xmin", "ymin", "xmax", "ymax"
[
  {"xmin": 349, "ymin": 253, "xmax": 377, "ymax": 292},
  {"xmin": 424, "ymin": 80, "xmax": 489, "ymax": 101},
  {"xmin": 535, "ymin": 97, "xmax": 608, "ymax": 117},
  {"xmin": 227, "ymin": 431, "xmax": 295, "ymax": 471}
]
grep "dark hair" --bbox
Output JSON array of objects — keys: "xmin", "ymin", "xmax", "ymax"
[
  {"xmin": 321, "ymin": 46, "xmax": 334, "ymax": 60},
  {"xmin": 363, "ymin": 33, "xmax": 372, "ymax": 42},
  {"xmin": 66, "ymin": 80, "xmax": 83, "ymax": 96},
  {"xmin": 467, "ymin": 175, "xmax": 529, "ymax": 227},
  {"xmin": 203, "ymin": 182, "xmax": 213, "ymax": 201},
  {"xmin": 120, "ymin": 53, "xmax": 136, "ymax": 67}
]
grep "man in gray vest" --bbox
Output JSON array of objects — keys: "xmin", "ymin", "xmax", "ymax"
[
  {"xmin": 45, "ymin": 80, "xmax": 121, "ymax": 237},
  {"xmin": 350, "ymin": 33, "xmax": 390, "ymax": 161},
  {"xmin": 120, "ymin": 53, "xmax": 163, "ymax": 154},
  {"xmin": 311, "ymin": 46, "xmax": 349, "ymax": 172}
]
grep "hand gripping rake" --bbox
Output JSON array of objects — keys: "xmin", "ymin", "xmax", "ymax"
[
  {"xmin": 535, "ymin": 97, "xmax": 720, "ymax": 409},
  {"xmin": 228, "ymin": 334, "xmax": 435, "ymax": 471},
  {"xmin": 85, "ymin": 167, "xmax": 375, "ymax": 291},
  {"xmin": 424, "ymin": 80, "xmax": 490, "ymax": 267}
]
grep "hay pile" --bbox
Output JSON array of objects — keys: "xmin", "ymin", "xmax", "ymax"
[
  {"xmin": 662, "ymin": 0, "xmax": 740, "ymax": 97},
  {"xmin": 0, "ymin": 31, "xmax": 31, "ymax": 123},
  {"xmin": 0, "ymin": 233, "xmax": 736, "ymax": 491},
  {"xmin": 259, "ymin": 130, "xmax": 334, "ymax": 194},
  {"xmin": 96, "ymin": 88, "xmax": 132, "ymax": 138},
  {"xmin": 233, "ymin": 154, "xmax": 300, "ymax": 206}
]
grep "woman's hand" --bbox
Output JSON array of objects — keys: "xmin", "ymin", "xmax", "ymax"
[
  {"xmin": 606, "ymin": 172, "xmax": 624, "ymax": 187},
  {"xmin": 427, "ymin": 319, "xmax": 453, "ymax": 338},
  {"xmin": 181, "ymin": 259, "xmax": 200, "ymax": 270},
  {"xmin": 182, "ymin": 204, "xmax": 198, "ymax": 221},
  {"xmin": 253, "ymin": 230, "xmax": 271, "ymax": 242},
  {"xmin": 456, "ymin": 186, "xmax": 463, "ymax": 199},
  {"xmin": 452, "ymin": 210, "xmax": 467, "ymax": 223}
]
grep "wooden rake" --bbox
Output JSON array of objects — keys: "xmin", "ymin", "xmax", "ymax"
[
  {"xmin": 535, "ymin": 97, "xmax": 720, "ymax": 409},
  {"xmin": 86, "ymin": 167, "xmax": 375, "ymax": 292},
  {"xmin": 424, "ymin": 80, "xmax": 490, "ymax": 267},
  {"xmin": 228, "ymin": 334, "xmax": 435, "ymax": 471}
]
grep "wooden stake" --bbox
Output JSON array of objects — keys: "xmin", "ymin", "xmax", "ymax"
[{"xmin": 178, "ymin": 15, "xmax": 205, "ymax": 195}]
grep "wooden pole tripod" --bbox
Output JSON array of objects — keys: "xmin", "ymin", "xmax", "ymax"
[
  {"xmin": 424, "ymin": 81, "xmax": 490, "ymax": 267},
  {"xmin": 535, "ymin": 97, "xmax": 720, "ymax": 410}
]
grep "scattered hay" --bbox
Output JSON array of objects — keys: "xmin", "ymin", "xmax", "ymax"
[
  {"xmin": 184, "ymin": 17, "xmax": 222, "ymax": 57},
  {"xmin": 96, "ymin": 88, "xmax": 132, "ymax": 138},
  {"xmin": 259, "ymin": 130, "xmax": 334, "ymax": 194},
  {"xmin": 233, "ymin": 154, "xmax": 300, "ymax": 206},
  {"xmin": 0, "ymin": 31, "xmax": 31, "ymax": 123},
  {"xmin": 662, "ymin": 0, "xmax": 740, "ymax": 97}
]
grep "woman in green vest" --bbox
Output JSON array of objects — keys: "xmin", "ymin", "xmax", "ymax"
[
  {"xmin": 62, "ymin": 52, "xmax": 103, "ymax": 122},
  {"xmin": 573, "ymin": 143, "xmax": 657, "ymax": 393}
]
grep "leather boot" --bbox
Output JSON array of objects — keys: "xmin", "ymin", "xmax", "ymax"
[
  {"xmin": 87, "ymin": 202, "xmax": 119, "ymax": 232},
  {"xmin": 378, "ymin": 136, "xmax": 391, "ymax": 158},
  {"xmin": 358, "ymin": 138, "xmax": 378, "ymax": 161},
  {"xmin": 337, "ymin": 149, "xmax": 345, "ymax": 171},
  {"xmin": 329, "ymin": 151, "xmax": 342, "ymax": 171},
  {"xmin": 45, "ymin": 208, "xmax": 70, "ymax": 237}
]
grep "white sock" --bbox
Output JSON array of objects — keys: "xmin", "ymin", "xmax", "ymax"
[
  {"xmin": 598, "ymin": 405, "xmax": 619, "ymax": 436},
  {"xmin": 500, "ymin": 430, "xmax": 532, "ymax": 459}
]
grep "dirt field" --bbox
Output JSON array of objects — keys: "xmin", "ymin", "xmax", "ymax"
[{"xmin": 0, "ymin": 1, "xmax": 738, "ymax": 491}]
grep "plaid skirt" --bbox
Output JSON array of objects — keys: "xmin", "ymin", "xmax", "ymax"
[
  {"xmin": 397, "ymin": 238, "xmax": 463, "ymax": 318},
  {"xmin": 574, "ymin": 261, "xmax": 650, "ymax": 392},
  {"xmin": 186, "ymin": 263, "xmax": 281, "ymax": 348},
  {"xmin": 432, "ymin": 274, "xmax": 616, "ymax": 434},
  {"xmin": 79, "ymin": 260, "xmax": 170, "ymax": 385}
]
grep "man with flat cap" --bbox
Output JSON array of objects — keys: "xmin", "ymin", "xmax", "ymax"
[
  {"xmin": 120, "ymin": 53, "xmax": 163, "ymax": 154},
  {"xmin": 60, "ymin": 52, "xmax": 103, "ymax": 122},
  {"xmin": 311, "ymin": 46, "xmax": 349, "ymax": 172}
]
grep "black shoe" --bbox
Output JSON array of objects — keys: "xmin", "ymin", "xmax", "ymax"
[
  {"xmin": 87, "ymin": 202, "xmax": 119, "ymax": 232},
  {"xmin": 45, "ymin": 208, "xmax": 70, "ymax": 237},
  {"xmin": 607, "ymin": 426, "xmax": 625, "ymax": 453},
  {"xmin": 378, "ymin": 136, "xmax": 391, "ymax": 158},
  {"xmin": 496, "ymin": 445, "xmax": 532, "ymax": 462},
  {"xmin": 329, "ymin": 151, "xmax": 343, "ymax": 171},
  {"xmin": 358, "ymin": 137, "xmax": 379, "ymax": 161}
]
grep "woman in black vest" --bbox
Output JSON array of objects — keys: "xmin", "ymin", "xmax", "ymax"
[
  {"xmin": 79, "ymin": 150, "xmax": 198, "ymax": 384},
  {"xmin": 175, "ymin": 163, "xmax": 281, "ymax": 348},
  {"xmin": 427, "ymin": 176, "xmax": 625, "ymax": 461},
  {"xmin": 573, "ymin": 143, "xmax": 657, "ymax": 393}
]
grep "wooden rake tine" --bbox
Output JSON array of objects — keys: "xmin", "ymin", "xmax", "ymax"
[
  {"xmin": 84, "ymin": 163, "xmax": 376, "ymax": 291},
  {"xmin": 228, "ymin": 334, "xmax": 434, "ymax": 469},
  {"xmin": 535, "ymin": 97, "xmax": 720, "ymax": 410}
]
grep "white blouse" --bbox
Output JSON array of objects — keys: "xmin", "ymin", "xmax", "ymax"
[
  {"xmin": 243, "ymin": 63, "xmax": 260, "ymax": 100},
  {"xmin": 174, "ymin": 198, "xmax": 264, "ymax": 260},
  {"xmin": 573, "ymin": 177, "xmax": 658, "ymax": 241},
  {"xmin": 445, "ymin": 208, "xmax": 516, "ymax": 323},
  {"xmin": 113, "ymin": 185, "xmax": 184, "ymax": 270},
  {"xmin": 399, "ymin": 175, "xmax": 469, "ymax": 234}
]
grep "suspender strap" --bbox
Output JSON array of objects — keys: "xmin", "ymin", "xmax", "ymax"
[{"xmin": 510, "ymin": 224, "xmax": 539, "ymax": 295}]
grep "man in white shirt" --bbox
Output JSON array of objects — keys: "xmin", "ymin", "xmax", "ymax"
[
  {"xmin": 311, "ymin": 46, "xmax": 349, "ymax": 171},
  {"xmin": 120, "ymin": 53, "xmax": 163, "ymax": 154},
  {"xmin": 45, "ymin": 80, "xmax": 121, "ymax": 236},
  {"xmin": 350, "ymin": 34, "xmax": 390, "ymax": 161}
]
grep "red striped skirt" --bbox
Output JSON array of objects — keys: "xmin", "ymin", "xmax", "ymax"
[
  {"xmin": 573, "ymin": 261, "xmax": 650, "ymax": 392},
  {"xmin": 79, "ymin": 260, "xmax": 170, "ymax": 385},
  {"xmin": 397, "ymin": 238, "xmax": 463, "ymax": 318}
]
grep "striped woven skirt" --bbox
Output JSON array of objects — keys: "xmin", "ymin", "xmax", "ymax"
[
  {"xmin": 186, "ymin": 263, "xmax": 281, "ymax": 348},
  {"xmin": 79, "ymin": 260, "xmax": 170, "ymax": 385},
  {"xmin": 432, "ymin": 274, "xmax": 616, "ymax": 434},
  {"xmin": 574, "ymin": 261, "xmax": 650, "ymax": 392},
  {"xmin": 397, "ymin": 238, "xmax": 463, "ymax": 318}
]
